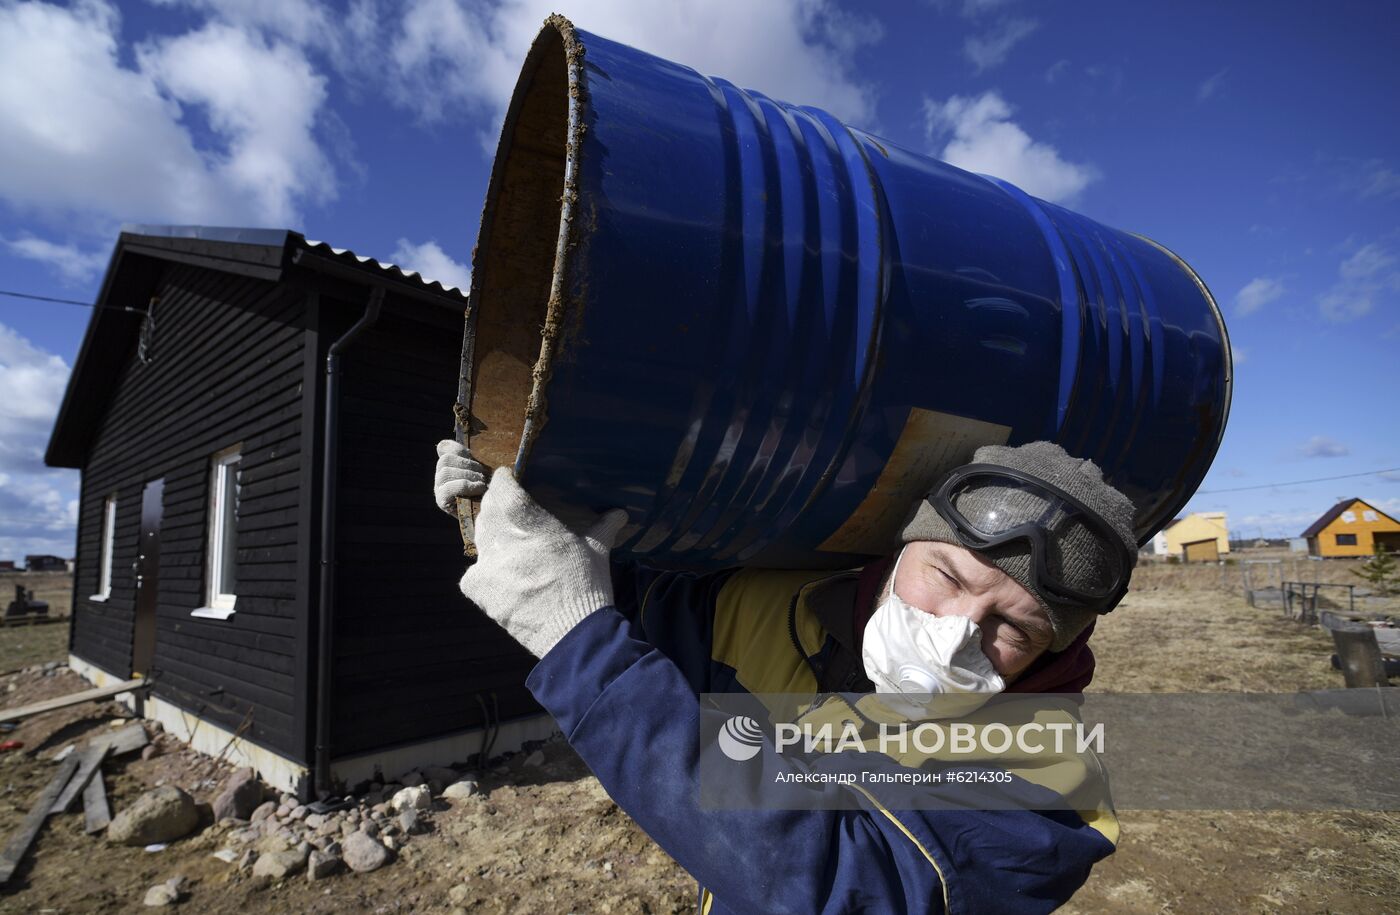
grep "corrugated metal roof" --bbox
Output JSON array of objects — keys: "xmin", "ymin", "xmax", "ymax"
[
  {"xmin": 300, "ymin": 236, "xmax": 467, "ymax": 297},
  {"xmin": 46, "ymin": 225, "xmax": 470, "ymax": 467},
  {"xmin": 120, "ymin": 224, "xmax": 470, "ymax": 301}
]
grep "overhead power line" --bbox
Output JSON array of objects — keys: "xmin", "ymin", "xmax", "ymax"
[
  {"xmin": 1, "ymin": 288, "xmax": 150, "ymax": 314},
  {"xmin": 1196, "ymin": 467, "xmax": 1400, "ymax": 494},
  {"xmin": 0, "ymin": 288, "xmax": 95, "ymax": 306}
]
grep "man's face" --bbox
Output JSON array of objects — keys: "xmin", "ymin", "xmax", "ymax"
[{"xmin": 881, "ymin": 540, "xmax": 1054, "ymax": 681}]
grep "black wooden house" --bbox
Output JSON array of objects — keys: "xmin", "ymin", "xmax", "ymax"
[{"xmin": 46, "ymin": 226, "xmax": 551, "ymax": 797}]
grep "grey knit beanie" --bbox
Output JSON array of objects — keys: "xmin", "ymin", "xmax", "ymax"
[{"xmin": 900, "ymin": 441, "xmax": 1138, "ymax": 652}]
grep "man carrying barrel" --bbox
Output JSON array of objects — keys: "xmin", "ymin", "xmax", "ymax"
[{"xmin": 433, "ymin": 438, "xmax": 1137, "ymax": 914}]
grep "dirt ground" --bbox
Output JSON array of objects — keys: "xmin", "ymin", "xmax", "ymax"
[{"xmin": 0, "ymin": 568, "xmax": 1395, "ymax": 914}]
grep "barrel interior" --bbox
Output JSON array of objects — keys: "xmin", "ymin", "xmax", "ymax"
[{"xmin": 468, "ymin": 27, "xmax": 570, "ymax": 469}]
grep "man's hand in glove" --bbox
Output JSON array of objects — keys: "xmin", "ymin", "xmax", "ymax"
[
  {"xmin": 433, "ymin": 439, "xmax": 489, "ymax": 515},
  {"xmin": 433, "ymin": 440, "xmax": 628, "ymax": 659}
]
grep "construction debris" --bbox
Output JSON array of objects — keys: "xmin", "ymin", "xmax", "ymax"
[
  {"xmin": 83, "ymin": 772, "xmax": 111, "ymax": 834},
  {"xmin": 51, "ymin": 742, "xmax": 111, "ymax": 814},
  {"xmin": 0, "ymin": 678, "xmax": 146, "ymax": 725},
  {"xmin": 0, "ymin": 755, "xmax": 81, "ymax": 885}
]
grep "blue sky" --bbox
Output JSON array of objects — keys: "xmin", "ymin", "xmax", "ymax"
[{"xmin": 1, "ymin": 0, "xmax": 1397, "ymax": 559}]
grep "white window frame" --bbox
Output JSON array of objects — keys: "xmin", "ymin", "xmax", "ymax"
[
  {"xmin": 1342, "ymin": 511, "xmax": 1357, "ymax": 523},
  {"xmin": 1363, "ymin": 510, "xmax": 1378, "ymax": 522},
  {"xmin": 194, "ymin": 447, "xmax": 241, "ymax": 619},
  {"xmin": 90, "ymin": 494, "xmax": 117, "ymax": 601}
]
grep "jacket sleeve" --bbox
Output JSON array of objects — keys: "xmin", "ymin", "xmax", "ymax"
[
  {"xmin": 609, "ymin": 561, "xmax": 736, "ymax": 695},
  {"xmin": 526, "ymin": 605, "xmax": 1115, "ymax": 915}
]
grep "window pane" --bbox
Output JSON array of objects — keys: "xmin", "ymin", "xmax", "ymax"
[
  {"xmin": 1336, "ymin": 533, "xmax": 1357, "ymax": 546},
  {"xmin": 99, "ymin": 496, "xmax": 116, "ymax": 596},
  {"xmin": 219, "ymin": 459, "xmax": 239, "ymax": 595}
]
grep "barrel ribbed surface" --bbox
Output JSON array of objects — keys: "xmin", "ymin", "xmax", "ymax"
[
  {"xmin": 625, "ymin": 81, "xmax": 885, "ymax": 563},
  {"xmin": 488, "ymin": 23, "xmax": 1230, "ymax": 569}
]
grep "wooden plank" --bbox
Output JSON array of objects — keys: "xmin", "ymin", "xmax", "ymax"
[
  {"xmin": 0, "ymin": 679, "xmax": 145, "ymax": 724},
  {"xmin": 82, "ymin": 771, "xmax": 110, "ymax": 834},
  {"xmin": 100, "ymin": 722, "xmax": 149, "ymax": 757},
  {"xmin": 49, "ymin": 742, "xmax": 111, "ymax": 815},
  {"xmin": 0, "ymin": 756, "xmax": 81, "ymax": 885}
]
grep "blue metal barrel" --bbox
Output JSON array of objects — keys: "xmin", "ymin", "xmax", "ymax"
[{"xmin": 464, "ymin": 15, "xmax": 1231, "ymax": 569}]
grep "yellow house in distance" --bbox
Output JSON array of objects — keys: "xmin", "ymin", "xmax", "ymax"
[
  {"xmin": 1151, "ymin": 512, "xmax": 1230, "ymax": 561},
  {"xmin": 1301, "ymin": 498, "xmax": 1400, "ymax": 558}
]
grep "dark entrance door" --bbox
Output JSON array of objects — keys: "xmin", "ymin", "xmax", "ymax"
[{"xmin": 132, "ymin": 477, "xmax": 163, "ymax": 676}]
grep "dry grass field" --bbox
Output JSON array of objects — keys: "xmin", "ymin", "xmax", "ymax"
[
  {"xmin": 0, "ymin": 572, "xmax": 71, "ymax": 673},
  {"xmin": 1063, "ymin": 561, "xmax": 1400, "ymax": 913},
  {"xmin": 0, "ymin": 566, "xmax": 1395, "ymax": 913}
]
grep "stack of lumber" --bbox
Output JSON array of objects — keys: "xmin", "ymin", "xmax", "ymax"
[{"xmin": 0, "ymin": 722, "xmax": 148, "ymax": 885}]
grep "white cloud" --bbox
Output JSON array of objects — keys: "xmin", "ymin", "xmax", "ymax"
[
  {"xmin": 3, "ymin": 236, "xmax": 107, "ymax": 284},
  {"xmin": 1297, "ymin": 436, "xmax": 1349, "ymax": 459},
  {"xmin": 0, "ymin": 322, "xmax": 78, "ymax": 561},
  {"xmin": 149, "ymin": 0, "xmax": 336, "ymax": 48},
  {"xmin": 1317, "ymin": 242, "xmax": 1400, "ymax": 321},
  {"xmin": 1359, "ymin": 162, "xmax": 1400, "ymax": 199},
  {"xmin": 963, "ymin": 17, "xmax": 1037, "ymax": 73},
  {"xmin": 1196, "ymin": 67, "xmax": 1228, "ymax": 102},
  {"xmin": 139, "ymin": 24, "xmax": 335, "ymax": 225},
  {"xmin": 1233, "ymin": 276, "xmax": 1284, "ymax": 317},
  {"xmin": 1044, "ymin": 58, "xmax": 1070, "ymax": 83},
  {"xmin": 389, "ymin": 238, "xmax": 472, "ymax": 292},
  {"xmin": 1372, "ymin": 497, "xmax": 1400, "ymax": 518},
  {"xmin": 1378, "ymin": 470, "xmax": 1400, "ymax": 484},
  {"xmin": 346, "ymin": 0, "xmax": 882, "ymax": 137},
  {"xmin": 923, "ymin": 91, "xmax": 1098, "ymax": 202},
  {"xmin": 1230, "ymin": 342, "xmax": 1246, "ymax": 365},
  {"xmin": 1235, "ymin": 508, "xmax": 1330, "ymax": 537},
  {"xmin": 0, "ymin": 0, "xmax": 336, "ymax": 228}
]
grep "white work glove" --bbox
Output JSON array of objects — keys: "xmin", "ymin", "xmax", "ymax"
[
  {"xmin": 460, "ymin": 466, "xmax": 629, "ymax": 658},
  {"xmin": 434, "ymin": 439, "xmax": 489, "ymax": 515}
]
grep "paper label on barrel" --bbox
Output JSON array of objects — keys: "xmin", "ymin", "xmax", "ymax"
[{"xmin": 816, "ymin": 408, "xmax": 1013, "ymax": 554}]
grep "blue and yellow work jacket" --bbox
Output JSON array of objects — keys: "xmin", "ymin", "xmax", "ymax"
[{"xmin": 525, "ymin": 564, "xmax": 1118, "ymax": 914}]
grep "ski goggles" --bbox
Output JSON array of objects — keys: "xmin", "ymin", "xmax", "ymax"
[{"xmin": 927, "ymin": 463, "xmax": 1134, "ymax": 614}]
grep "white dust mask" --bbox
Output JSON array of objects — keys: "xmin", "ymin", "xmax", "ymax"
[{"xmin": 861, "ymin": 547, "xmax": 1007, "ymax": 707}]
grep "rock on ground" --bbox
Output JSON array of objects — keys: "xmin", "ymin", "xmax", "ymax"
[
  {"xmin": 212, "ymin": 767, "xmax": 264, "ymax": 821},
  {"xmin": 342, "ymin": 831, "xmax": 391, "ymax": 873},
  {"xmin": 108, "ymin": 786, "xmax": 200, "ymax": 846},
  {"xmin": 307, "ymin": 849, "xmax": 342, "ymax": 881},
  {"xmin": 390, "ymin": 785, "xmax": 431, "ymax": 812},
  {"xmin": 398, "ymin": 808, "xmax": 425, "ymax": 835},
  {"xmin": 441, "ymin": 780, "xmax": 480, "ymax": 801},
  {"xmin": 252, "ymin": 845, "xmax": 309, "ymax": 880},
  {"xmin": 249, "ymin": 800, "xmax": 277, "ymax": 823},
  {"xmin": 142, "ymin": 877, "xmax": 184, "ymax": 907}
]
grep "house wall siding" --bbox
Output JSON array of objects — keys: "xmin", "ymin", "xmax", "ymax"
[
  {"xmin": 70, "ymin": 262, "xmax": 311, "ymax": 761},
  {"xmin": 1163, "ymin": 513, "xmax": 1230, "ymax": 556},
  {"xmin": 1315, "ymin": 500, "xmax": 1400, "ymax": 557},
  {"xmin": 325, "ymin": 296, "xmax": 539, "ymax": 760}
]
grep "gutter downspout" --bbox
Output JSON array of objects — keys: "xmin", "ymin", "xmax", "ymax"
[{"xmin": 314, "ymin": 286, "xmax": 384, "ymax": 796}]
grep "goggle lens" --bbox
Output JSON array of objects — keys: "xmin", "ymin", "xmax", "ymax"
[{"xmin": 946, "ymin": 474, "xmax": 1126, "ymax": 600}]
